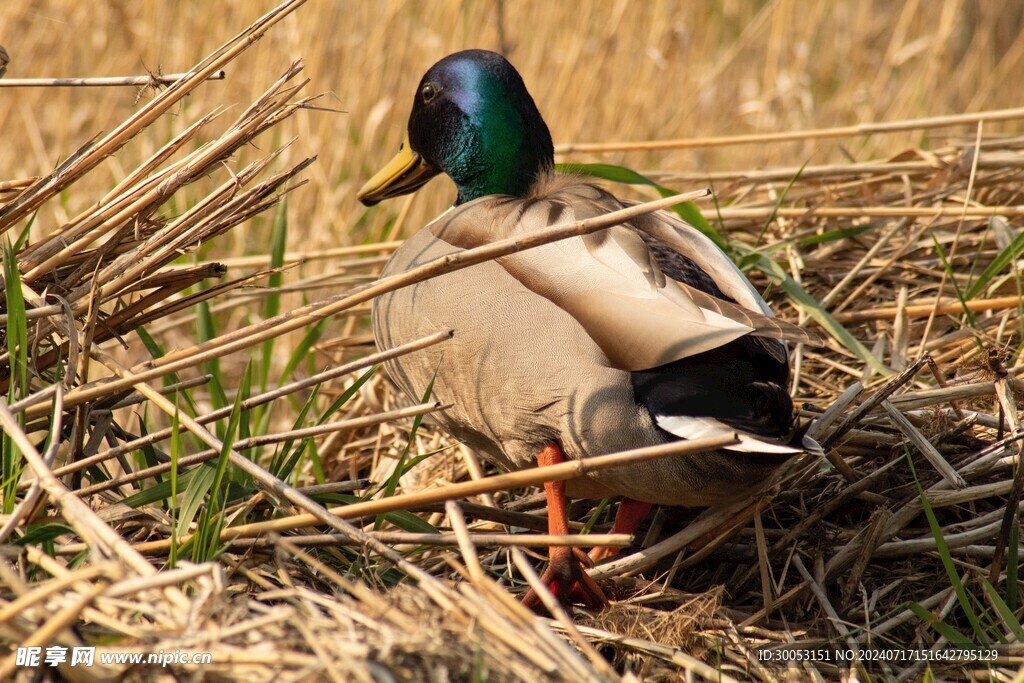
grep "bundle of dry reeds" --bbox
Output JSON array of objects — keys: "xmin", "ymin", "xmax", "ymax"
[{"xmin": 2, "ymin": 1, "xmax": 1024, "ymax": 681}]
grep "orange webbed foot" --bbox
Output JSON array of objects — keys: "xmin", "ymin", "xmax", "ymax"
[{"xmin": 521, "ymin": 546, "xmax": 607, "ymax": 611}]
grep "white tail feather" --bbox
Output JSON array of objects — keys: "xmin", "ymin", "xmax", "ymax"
[{"xmin": 655, "ymin": 415, "xmax": 802, "ymax": 455}]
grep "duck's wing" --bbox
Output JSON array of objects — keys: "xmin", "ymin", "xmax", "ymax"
[
  {"xmin": 634, "ymin": 198, "xmax": 834, "ymax": 367},
  {"xmin": 624, "ymin": 194, "xmax": 773, "ymax": 314},
  {"xmin": 428, "ymin": 184, "xmax": 821, "ymax": 372}
]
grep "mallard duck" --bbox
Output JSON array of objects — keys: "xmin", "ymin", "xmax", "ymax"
[{"xmin": 359, "ymin": 49, "xmax": 816, "ymax": 608}]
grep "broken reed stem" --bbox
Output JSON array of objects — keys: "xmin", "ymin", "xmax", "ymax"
[
  {"xmin": 0, "ymin": 580, "xmax": 110, "ymax": 681},
  {"xmin": 214, "ymin": 242, "xmax": 403, "ymax": 268},
  {"xmin": 75, "ymin": 402, "xmax": 445, "ymax": 496},
  {"xmin": 89, "ymin": 351, "xmax": 498, "ymax": 609},
  {"xmin": 882, "ymin": 399, "xmax": 967, "ymax": 489},
  {"xmin": 0, "ymin": 0, "xmax": 309, "ymax": 231},
  {"xmin": 821, "ymin": 356, "xmax": 929, "ymax": 449},
  {"xmin": 509, "ymin": 545, "xmax": 620, "ymax": 679},
  {"xmin": 0, "ymin": 395, "xmax": 63, "ymax": 543},
  {"xmin": 645, "ymin": 156, "xmax": 1023, "ymax": 183},
  {"xmin": 221, "ymin": 532, "xmax": 634, "ymax": 550},
  {"xmin": 590, "ymin": 500, "xmax": 756, "ymax": 579},
  {"xmin": 719, "ymin": 206, "xmax": 1024, "ymax": 219},
  {"xmin": 832, "ymin": 295, "xmax": 1024, "ymax": 324},
  {"xmin": 0, "ymin": 70, "xmax": 226, "ymax": 88},
  {"xmin": 128, "ymin": 434, "xmax": 738, "ymax": 554},
  {"xmin": 0, "ymin": 391, "xmax": 193, "ymax": 615},
  {"xmin": 0, "ymin": 177, "xmax": 36, "ymax": 192},
  {"xmin": 58, "ymin": 531, "xmax": 631, "ymax": 556},
  {"xmin": 29, "ymin": 189, "xmax": 710, "ymax": 419},
  {"xmin": 556, "ymin": 105, "xmax": 1024, "ymax": 153},
  {"xmin": 22, "ymin": 331, "xmax": 450, "ymax": 467},
  {"xmin": 989, "ymin": 362, "xmax": 1024, "ymax": 583}
]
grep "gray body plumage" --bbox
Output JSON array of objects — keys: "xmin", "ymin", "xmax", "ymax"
[{"xmin": 372, "ymin": 178, "xmax": 812, "ymax": 506}]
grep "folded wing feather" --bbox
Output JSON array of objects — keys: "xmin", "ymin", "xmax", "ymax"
[{"xmin": 428, "ymin": 182, "xmax": 823, "ymax": 373}]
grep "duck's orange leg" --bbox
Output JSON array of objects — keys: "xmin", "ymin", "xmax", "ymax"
[
  {"xmin": 588, "ymin": 498, "xmax": 653, "ymax": 564},
  {"xmin": 520, "ymin": 443, "xmax": 607, "ymax": 610}
]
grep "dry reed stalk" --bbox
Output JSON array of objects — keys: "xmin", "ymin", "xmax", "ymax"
[
  {"xmin": 556, "ymin": 105, "xmax": 1024, "ymax": 153},
  {"xmin": 0, "ymin": 0, "xmax": 309, "ymax": 231},
  {"xmin": 74, "ymin": 402, "xmax": 444, "ymax": 496},
  {"xmin": 882, "ymin": 399, "xmax": 967, "ymax": 488},
  {"xmin": 0, "ymin": 71, "xmax": 226, "ymax": 88},
  {"xmin": 218, "ymin": 531, "xmax": 634, "ymax": 550},
  {"xmin": 127, "ymin": 434, "xmax": 738, "ymax": 554},
  {"xmin": 43, "ymin": 330, "xmax": 452, "ymax": 482},
  {"xmin": 717, "ymin": 205, "xmax": 1024, "ymax": 219},
  {"xmin": 589, "ymin": 500, "xmax": 754, "ymax": 580},
  {"xmin": 0, "ymin": 563, "xmax": 118, "ymax": 624},
  {"xmin": 0, "ymin": 179, "xmax": 37, "ymax": 193},
  {"xmin": 214, "ymin": 242, "xmax": 404, "ymax": 268}
]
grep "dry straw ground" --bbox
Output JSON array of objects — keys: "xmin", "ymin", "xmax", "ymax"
[{"xmin": 2, "ymin": 0, "xmax": 1024, "ymax": 681}]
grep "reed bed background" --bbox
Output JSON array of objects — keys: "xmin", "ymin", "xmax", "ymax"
[{"xmin": 2, "ymin": 0, "xmax": 1024, "ymax": 680}]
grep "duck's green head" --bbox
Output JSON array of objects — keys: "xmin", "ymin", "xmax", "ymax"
[{"xmin": 358, "ymin": 50, "xmax": 554, "ymax": 206}]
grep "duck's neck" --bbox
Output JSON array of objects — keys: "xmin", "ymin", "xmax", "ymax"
[
  {"xmin": 448, "ymin": 90, "xmax": 554, "ymax": 205},
  {"xmin": 452, "ymin": 149, "xmax": 545, "ymax": 205}
]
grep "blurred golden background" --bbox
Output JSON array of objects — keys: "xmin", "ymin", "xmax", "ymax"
[{"xmin": 2, "ymin": 0, "xmax": 1023, "ymax": 253}]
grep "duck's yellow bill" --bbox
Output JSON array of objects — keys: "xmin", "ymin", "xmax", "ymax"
[{"xmin": 357, "ymin": 135, "xmax": 440, "ymax": 206}]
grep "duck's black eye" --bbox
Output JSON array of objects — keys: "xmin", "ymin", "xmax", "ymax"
[{"xmin": 420, "ymin": 82, "xmax": 441, "ymax": 104}]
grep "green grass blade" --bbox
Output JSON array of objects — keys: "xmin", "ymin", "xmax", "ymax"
[
  {"xmin": 382, "ymin": 509, "xmax": 440, "ymax": 534},
  {"xmin": 556, "ymin": 162, "xmax": 729, "ymax": 251},
  {"xmin": 134, "ymin": 416, "xmax": 161, "ymax": 480},
  {"xmin": 754, "ymin": 159, "xmax": 808, "ymax": 249},
  {"xmin": 315, "ymin": 493, "xmax": 439, "ymax": 534},
  {"xmin": 747, "ymin": 251, "xmax": 890, "ymax": 375},
  {"xmin": 270, "ymin": 384, "xmax": 322, "ymax": 479},
  {"xmin": 13, "ymin": 212, "xmax": 37, "ymax": 253},
  {"xmin": 168, "ymin": 398, "xmax": 182, "ymax": 565},
  {"xmin": 272, "ymin": 366, "xmax": 377, "ymax": 481},
  {"xmin": 4, "ymin": 239, "xmax": 28, "ymax": 398},
  {"xmin": 261, "ymin": 201, "xmax": 289, "ymax": 390},
  {"xmin": 907, "ymin": 602, "xmax": 975, "ymax": 647},
  {"xmin": 236, "ymin": 363, "xmax": 255, "ymax": 476},
  {"xmin": 121, "ymin": 466, "xmax": 207, "ymax": 513},
  {"xmin": 375, "ymin": 372, "xmax": 436, "ymax": 530},
  {"xmin": 581, "ymin": 498, "xmax": 612, "ymax": 535},
  {"xmin": 1008, "ymin": 521, "xmax": 1019, "ymax": 612},
  {"xmin": 1, "ymin": 432, "xmax": 23, "ymax": 515},
  {"xmin": 908, "ymin": 449, "xmax": 988, "ymax": 643},
  {"xmin": 14, "ymin": 523, "xmax": 75, "ymax": 546},
  {"xmin": 192, "ymin": 362, "xmax": 250, "ymax": 562},
  {"xmin": 965, "ymin": 225, "xmax": 1024, "ymax": 300},
  {"xmin": 196, "ymin": 299, "xmax": 228, "ymax": 411},
  {"xmin": 136, "ymin": 326, "xmax": 199, "ymax": 414},
  {"xmin": 135, "ymin": 325, "xmax": 165, "ymax": 360},
  {"xmin": 3, "ymin": 238, "xmax": 28, "ymax": 514},
  {"xmin": 320, "ymin": 366, "xmax": 377, "ymax": 424},
  {"xmin": 981, "ymin": 577, "xmax": 1024, "ymax": 641},
  {"xmin": 308, "ymin": 439, "xmax": 326, "ymax": 486},
  {"xmin": 278, "ymin": 318, "xmax": 326, "ymax": 384},
  {"xmin": 930, "ymin": 232, "xmax": 977, "ymax": 329},
  {"xmin": 796, "ymin": 225, "xmax": 876, "ymax": 247}
]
